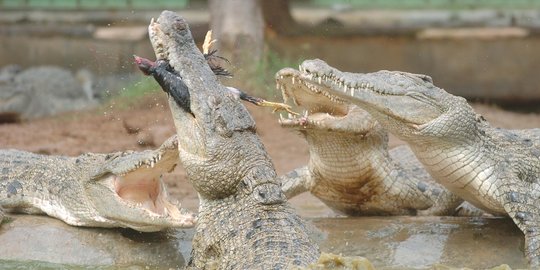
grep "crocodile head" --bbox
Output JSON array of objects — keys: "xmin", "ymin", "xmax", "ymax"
[
  {"xmin": 147, "ymin": 11, "xmax": 283, "ymax": 203},
  {"xmin": 292, "ymin": 59, "xmax": 477, "ymax": 142},
  {"xmin": 88, "ymin": 135, "xmax": 195, "ymax": 231},
  {"xmin": 275, "ymin": 67, "xmax": 382, "ymax": 138}
]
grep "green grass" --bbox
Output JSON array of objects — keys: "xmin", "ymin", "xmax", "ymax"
[
  {"xmin": 105, "ymin": 76, "xmax": 161, "ymax": 109},
  {"xmin": 246, "ymin": 49, "xmax": 301, "ymax": 100}
]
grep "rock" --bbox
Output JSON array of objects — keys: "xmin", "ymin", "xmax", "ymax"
[
  {"xmin": 0, "ymin": 215, "xmax": 191, "ymax": 268},
  {"xmin": 0, "ymin": 65, "xmax": 97, "ymax": 122},
  {"xmin": 298, "ymin": 253, "xmax": 375, "ymax": 270}
]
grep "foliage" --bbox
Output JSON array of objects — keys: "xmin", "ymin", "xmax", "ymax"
[
  {"xmin": 238, "ymin": 48, "xmax": 300, "ymax": 100},
  {"xmin": 104, "ymin": 76, "xmax": 161, "ymax": 110}
]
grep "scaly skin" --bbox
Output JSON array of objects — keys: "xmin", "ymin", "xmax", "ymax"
[
  {"xmin": 293, "ymin": 58, "xmax": 540, "ymax": 267},
  {"xmin": 275, "ymin": 67, "xmax": 479, "ymax": 216},
  {"xmin": 146, "ymin": 11, "xmax": 319, "ymax": 269},
  {"xmin": 0, "ymin": 135, "xmax": 196, "ymax": 232}
]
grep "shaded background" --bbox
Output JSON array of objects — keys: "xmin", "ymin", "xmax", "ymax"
[{"xmin": 1, "ymin": 0, "xmax": 540, "ymax": 104}]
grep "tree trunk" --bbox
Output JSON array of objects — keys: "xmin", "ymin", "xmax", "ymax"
[
  {"xmin": 261, "ymin": 0, "xmax": 301, "ymax": 35},
  {"xmin": 208, "ymin": 0, "xmax": 264, "ymax": 70}
]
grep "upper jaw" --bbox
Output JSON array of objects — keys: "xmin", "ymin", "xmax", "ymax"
[
  {"xmin": 276, "ymin": 67, "xmax": 386, "ymax": 135},
  {"xmin": 275, "ymin": 67, "xmax": 349, "ymax": 129},
  {"xmin": 295, "ymin": 60, "xmax": 443, "ymax": 127},
  {"xmin": 89, "ymin": 137, "xmax": 196, "ymax": 231},
  {"xmin": 149, "ymin": 17, "xmax": 166, "ymax": 60}
]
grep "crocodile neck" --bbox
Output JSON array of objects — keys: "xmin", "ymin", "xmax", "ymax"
[
  {"xmin": 193, "ymin": 195, "xmax": 318, "ymax": 269},
  {"xmin": 306, "ymin": 130, "xmax": 394, "ymax": 190},
  {"xmin": 407, "ymin": 123, "xmax": 506, "ymax": 214}
]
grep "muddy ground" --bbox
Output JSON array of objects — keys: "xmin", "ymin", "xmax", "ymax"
[{"xmin": 1, "ymin": 92, "xmax": 540, "ymax": 217}]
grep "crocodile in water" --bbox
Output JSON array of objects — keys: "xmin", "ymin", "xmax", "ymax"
[
  {"xmin": 0, "ymin": 135, "xmax": 195, "ymax": 232},
  {"xmin": 144, "ymin": 11, "xmax": 319, "ymax": 269},
  {"xmin": 289, "ymin": 58, "xmax": 540, "ymax": 267}
]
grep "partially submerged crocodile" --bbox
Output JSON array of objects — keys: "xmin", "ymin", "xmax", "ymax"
[
  {"xmin": 292, "ymin": 58, "xmax": 540, "ymax": 266},
  {"xmin": 0, "ymin": 135, "xmax": 196, "ymax": 232},
  {"xmin": 275, "ymin": 67, "xmax": 477, "ymax": 216},
  {"xmin": 144, "ymin": 11, "xmax": 319, "ymax": 268}
]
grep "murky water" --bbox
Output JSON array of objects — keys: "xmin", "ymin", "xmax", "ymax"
[{"xmin": 0, "ymin": 215, "xmax": 527, "ymax": 269}]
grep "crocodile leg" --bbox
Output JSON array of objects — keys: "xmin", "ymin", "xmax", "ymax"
[
  {"xmin": 279, "ymin": 166, "xmax": 310, "ymax": 198},
  {"xmin": 500, "ymin": 166, "xmax": 540, "ymax": 267}
]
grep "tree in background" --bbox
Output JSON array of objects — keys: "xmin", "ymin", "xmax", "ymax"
[{"xmin": 208, "ymin": 0, "xmax": 264, "ymax": 71}]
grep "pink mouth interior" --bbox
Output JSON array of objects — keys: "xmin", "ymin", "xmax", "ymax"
[{"xmin": 114, "ymin": 168, "xmax": 165, "ymax": 215}]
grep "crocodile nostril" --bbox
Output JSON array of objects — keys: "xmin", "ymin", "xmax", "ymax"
[{"xmin": 258, "ymin": 190, "xmax": 266, "ymax": 199}]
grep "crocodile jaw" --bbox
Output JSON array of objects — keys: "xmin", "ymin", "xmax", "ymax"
[
  {"xmin": 275, "ymin": 67, "xmax": 379, "ymax": 136},
  {"xmin": 295, "ymin": 59, "xmax": 450, "ymax": 134},
  {"xmin": 88, "ymin": 136, "xmax": 196, "ymax": 232}
]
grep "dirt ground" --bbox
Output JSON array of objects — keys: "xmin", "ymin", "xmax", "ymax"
[{"xmin": 2, "ymin": 94, "xmax": 540, "ymax": 216}]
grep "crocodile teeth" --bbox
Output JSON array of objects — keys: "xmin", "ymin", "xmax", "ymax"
[
  {"xmin": 292, "ymin": 77, "xmax": 295, "ymax": 84},
  {"xmin": 150, "ymin": 17, "xmax": 154, "ymax": 24},
  {"xmin": 303, "ymin": 110, "xmax": 308, "ymax": 117},
  {"xmin": 350, "ymin": 88, "xmax": 355, "ymax": 96},
  {"xmin": 288, "ymin": 113, "xmax": 293, "ymax": 119},
  {"xmin": 318, "ymin": 77, "xmax": 322, "ymax": 84}
]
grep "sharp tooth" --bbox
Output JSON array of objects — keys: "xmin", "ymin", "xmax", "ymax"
[
  {"xmin": 318, "ymin": 77, "xmax": 322, "ymax": 84},
  {"xmin": 292, "ymin": 77, "xmax": 295, "ymax": 84},
  {"xmin": 288, "ymin": 113, "xmax": 293, "ymax": 119},
  {"xmin": 361, "ymin": 82, "xmax": 366, "ymax": 88},
  {"xmin": 279, "ymin": 114, "xmax": 284, "ymax": 122},
  {"xmin": 150, "ymin": 18, "xmax": 154, "ymax": 24},
  {"xmin": 343, "ymin": 85, "xmax": 347, "ymax": 92},
  {"xmin": 366, "ymin": 83, "xmax": 372, "ymax": 88},
  {"xmin": 303, "ymin": 110, "xmax": 308, "ymax": 117},
  {"xmin": 350, "ymin": 88, "xmax": 354, "ymax": 95}
]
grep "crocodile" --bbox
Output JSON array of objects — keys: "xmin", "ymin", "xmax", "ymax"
[
  {"xmin": 289, "ymin": 58, "xmax": 540, "ymax": 266},
  {"xmin": 275, "ymin": 67, "xmax": 479, "ymax": 216},
  {"xmin": 144, "ymin": 10, "xmax": 319, "ymax": 269},
  {"xmin": 0, "ymin": 135, "xmax": 196, "ymax": 232}
]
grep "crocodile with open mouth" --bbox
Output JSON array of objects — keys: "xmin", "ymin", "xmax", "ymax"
[
  {"xmin": 290, "ymin": 58, "xmax": 540, "ymax": 267},
  {"xmin": 145, "ymin": 11, "xmax": 319, "ymax": 269},
  {"xmin": 275, "ymin": 67, "xmax": 479, "ymax": 216},
  {"xmin": 0, "ymin": 135, "xmax": 196, "ymax": 232}
]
